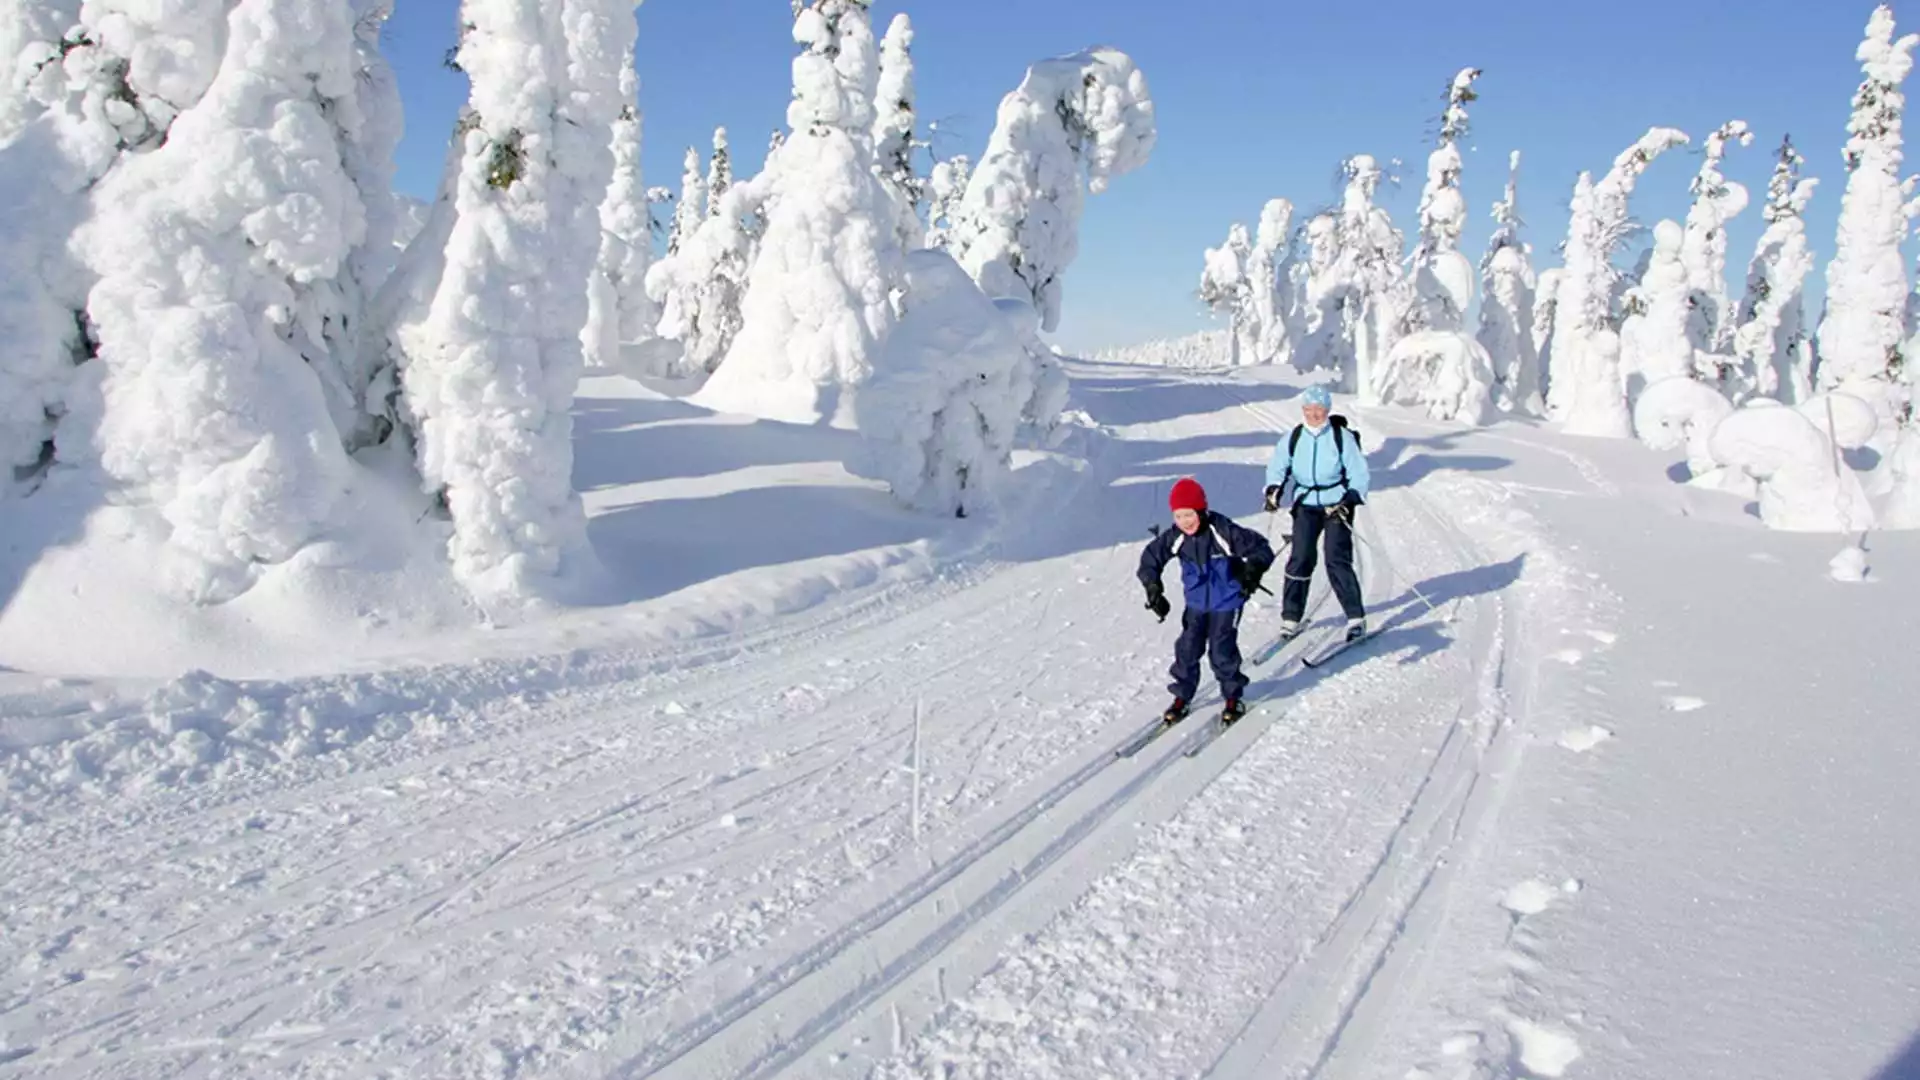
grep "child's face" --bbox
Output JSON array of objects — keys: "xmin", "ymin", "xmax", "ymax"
[{"xmin": 1173, "ymin": 508, "xmax": 1202, "ymax": 534}]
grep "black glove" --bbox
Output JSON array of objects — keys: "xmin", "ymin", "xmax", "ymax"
[
  {"xmin": 1235, "ymin": 561, "xmax": 1267, "ymax": 596},
  {"xmin": 1339, "ymin": 488, "xmax": 1365, "ymax": 510},
  {"xmin": 1262, "ymin": 485, "xmax": 1283, "ymax": 513},
  {"xmin": 1144, "ymin": 581, "xmax": 1170, "ymax": 622}
]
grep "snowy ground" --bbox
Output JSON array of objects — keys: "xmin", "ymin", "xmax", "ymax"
[{"xmin": 2, "ymin": 364, "xmax": 1917, "ymax": 1079}]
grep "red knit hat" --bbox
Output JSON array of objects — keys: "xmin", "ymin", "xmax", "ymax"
[{"xmin": 1168, "ymin": 477, "xmax": 1207, "ymax": 513}]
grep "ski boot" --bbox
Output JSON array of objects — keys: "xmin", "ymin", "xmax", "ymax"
[
  {"xmin": 1345, "ymin": 618, "xmax": 1368, "ymax": 643},
  {"xmin": 1162, "ymin": 697, "xmax": 1190, "ymax": 725},
  {"xmin": 1221, "ymin": 698, "xmax": 1247, "ymax": 726},
  {"xmin": 1276, "ymin": 618, "xmax": 1302, "ymax": 641}
]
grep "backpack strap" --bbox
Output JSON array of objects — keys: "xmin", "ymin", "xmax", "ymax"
[{"xmin": 1289, "ymin": 417, "xmax": 1358, "ymax": 503}]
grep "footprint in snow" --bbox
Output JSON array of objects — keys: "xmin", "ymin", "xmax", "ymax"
[
  {"xmin": 1557, "ymin": 725, "xmax": 1613, "ymax": 753},
  {"xmin": 1663, "ymin": 696, "xmax": 1706, "ymax": 713},
  {"xmin": 1500, "ymin": 879, "xmax": 1559, "ymax": 917},
  {"xmin": 1504, "ymin": 1016, "xmax": 1583, "ymax": 1078}
]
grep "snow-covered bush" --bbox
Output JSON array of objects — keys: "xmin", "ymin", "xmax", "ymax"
[
  {"xmin": 646, "ymin": 174, "xmax": 762, "ymax": 377},
  {"xmin": 696, "ymin": 0, "xmax": 902, "ymax": 425},
  {"xmin": 1634, "ymin": 375, "xmax": 1740, "ymax": 490},
  {"xmin": 1817, "ymin": 5, "xmax": 1920, "ymax": 423},
  {"xmin": 1375, "ymin": 330, "xmax": 1498, "ymax": 423},
  {"xmin": 1709, "ymin": 397, "xmax": 1877, "ymax": 532},
  {"xmin": 1734, "ymin": 137, "xmax": 1819, "ymax": 404},
  {"xmin": 397, "ymin": 0, "xmax": 636, "ymax": 598},
  {"xmin": 1548, "ymin": 128, "xmax": 1691, "ymax": 437},
  {"xmin": 1478, "ymin": 152, "xmax": 1540, "ymax": 414},
  {"xmin": 947, "ymin": 46, "xmax": 1155, "ymax": 333},
  {"xmin": 1297, "ymin": 211, "xmax": 1350, "ymax": 377},
  {"xmin": 1089, "ymin": 331, "xmax": 1232, "ymax": 369}
]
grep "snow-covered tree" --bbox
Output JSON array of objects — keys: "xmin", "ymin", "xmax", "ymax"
[
  {"xmin": 695, "ymin": 0, "xmax": 902, "ymax": 425},
  {"xmin": 1818, "ymin": 5, "xmax": 1920, "ymax": 423},
  {"xmin": 873, "ymin": 12, "xmax": 924, "ymax": 252},
  {"xmin": 1335, "ymin": 154, "xmax": 1408, "ymax": 403},
  {"xmin": 1298, "ymin": 211, "xmax": 1350, "ymax": 376},
  {"xmin": 52, "ymin": 0, "xmax": 402, "ymax": 599},
  {"xmin": 1735, "ymin": 137, "xmax": 1819, "ymax": 403},
  {"xmin": 947, "ymin": 47, "xmax": 1156, "ymax": 333},
  {"xmin": 1247, "ymin": 198, "xmax": 1299, "ymax": 367},
  {"xmin": 646, "ymin": 175, "xmax": 761, "ymax": 376},
  {"xmin": 1619, "ymin": 220, "xmax": 1696, "ymax": 408},
  {"xmin": 1409, "ymin": 67, "xmax": 1480, "ymax": 334},
  {"xmin": 705, "ymin": 126, "xmax": 731, "ymax": 214},
  {"xmin": 1478, "ymin": 151, "xmax": 1541, "ymax": 414},
  {"xmin": 1199, "ymin": 223, "xmax": 1256, "ymax": 365},
  {"xmin": 667, "ymin": 145, "xmax": 706, "ymax": 256},
  {"xmin": 585, "ymin": 63, "xmax": 657, "ymax": 372},
  {"xmin": 397, "ymin": 0, "xmax": 637, "ymax": 597},
  {"xmin": 924, "ymin": 153, "xmax": 970, "ymax": 251},
  {"xmin": 1682, "ymin": 120, "xmax": 1755, "ymax": 393},
  {"xmin": 853, "ymin": 250, "xmax": 1027, "ymax": 516},
  {"xmin": 1548, "ymin": 127, "xmax": 1691, "ymax": 436}
]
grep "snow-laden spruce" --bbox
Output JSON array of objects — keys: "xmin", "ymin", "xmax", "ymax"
[
  {"xmin": 1734, "ymin": 137, "xmax": 1819, "ymax": 404},
  {"xmin": 1547, "ymin": 128, "xmax": 1690, "ymax": 437},
  {"xmin": 1681, "ymin": 120, "xmax": 1754, "ymax": 394},
  {"xmin": 585, "ymin": 63, "xmax": 658, "ymax": 373},
  {"xmin": 1409, "ymin": 68, "xmax": 1480, "ymax": 335},
  {"xmin": 646, "ymin": 172, "xmax": 763, "ymax": 377},
  {"xmin": 1335, "ymin": 154, "xmax": 1409, "ymax": 402},
  {"xmin": 924, "ymin": 154, "xmax": 970, "ymax": 252},
  {"xmin": 947, "ymin": 47, "xmax": 1155, "ymax": 333},
  {"xmin": 1818, "ymin": 6, "xmax": 1920, "ymax": 422},
  {"xmin": 400, "ymin": 0, "xmax": 637, "ymax": 598},
  {"xmin": 1379, "ymin": 69, "xmax": 1493, "ymax": 422},
  {"xmin": 1710, "ymin": 395, "xmax": 1877, "ymax": 532},
  {"xmin": 853, "ymin": 250, "xmax": 1028, "ymax": 517},
  {"xmin": 667, "ymin": 145, "xmax": 707, "ymax": 256},
  {"xmin": 695, "ymin": 0, "xmax": 902, "ymax": 425},
  {"xmin": 873, "ymin": 13, "xmax": 924, "ymax": 253},
  {"xmin": 706, "ymin": 126, "xmax": 731, "ymax": 214},
  {"xmin": 1199, "ymin": 223, "xmax": 1257, "ymax": 366},
  {"xmin": 1248, "ymin": 198, "xmax": 1299, "ymax": 368},
  {"xmin": 1478, "ymin": 151, "xmax": 1541, "ymax": 415},
  {"xmin": 1619, "ymin": 220, "xmax": 1696, "ymax": 412},
  {"xmin": 65, "ymin": 0, "xmax": 414, "ymax": 600}
]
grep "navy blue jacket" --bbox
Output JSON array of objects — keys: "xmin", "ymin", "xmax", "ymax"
[{"xmin": 1138, "ymin": 510, "xmax": 1276, "ymax": 613}]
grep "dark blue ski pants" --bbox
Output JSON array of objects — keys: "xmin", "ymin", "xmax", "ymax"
[{"xmin": 1170, "ymin": 606, "xmax": 1248, "ymax": 701}]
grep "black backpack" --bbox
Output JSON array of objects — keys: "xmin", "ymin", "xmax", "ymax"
[{"xmin": 1286, "ymin": 415, "xmax": 1361, "ymax": 498}]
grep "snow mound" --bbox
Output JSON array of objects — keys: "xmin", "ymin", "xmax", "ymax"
[{"xmin": 1632, "ymin": 376, "xmax": 1741, "ymax": 491}]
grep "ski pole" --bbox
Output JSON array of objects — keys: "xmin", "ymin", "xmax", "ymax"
[{"xmin": 1347, "ymin": 521, "xmax": 1446, "ymax": 621}]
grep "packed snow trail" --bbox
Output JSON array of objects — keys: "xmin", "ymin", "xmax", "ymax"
[{"xmin": 0, "ymin": 365, "xmax": 1606, "ymax": 1079}]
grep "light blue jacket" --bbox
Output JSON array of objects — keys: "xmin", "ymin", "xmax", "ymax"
[{"xmin": 1265, "ymin": 423, "xmax": 1371, "ymax": 508}]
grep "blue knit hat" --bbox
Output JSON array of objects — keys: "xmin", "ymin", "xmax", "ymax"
[{"xmin": 1301, "ymin": 385, "xmax": 1333, "ymax": 409}]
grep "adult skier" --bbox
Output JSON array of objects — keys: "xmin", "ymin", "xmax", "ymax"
[
  {"xmin": 1263, "ymin": 385, "xmax": 1371, "ymax": 644},
  {"xmin": 1138, "ymin": 477, "xmax": 1275, "ymax": 726}
]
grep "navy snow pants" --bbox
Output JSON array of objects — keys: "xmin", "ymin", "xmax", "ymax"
[
  {"xmin": 1283, "ymin": 505, "xmax": 1365, "ymax": 622},
  {"xmin": 1169, "ymin": 606, "xmax": 1248, "ymax": 702}
]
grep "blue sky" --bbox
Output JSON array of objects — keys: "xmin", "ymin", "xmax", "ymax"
[{"xmin": 384, "ymin": 0, "xmax": 1891, "ymax": 354}]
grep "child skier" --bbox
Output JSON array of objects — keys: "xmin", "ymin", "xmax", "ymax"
[
  {"xmin": 1262, "ymin": 384, "xmax": 1371, "ymax": 644},
  {"xmin": 1138, "ymin": 477, "xmax": 1275, "ymax": 726}
]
